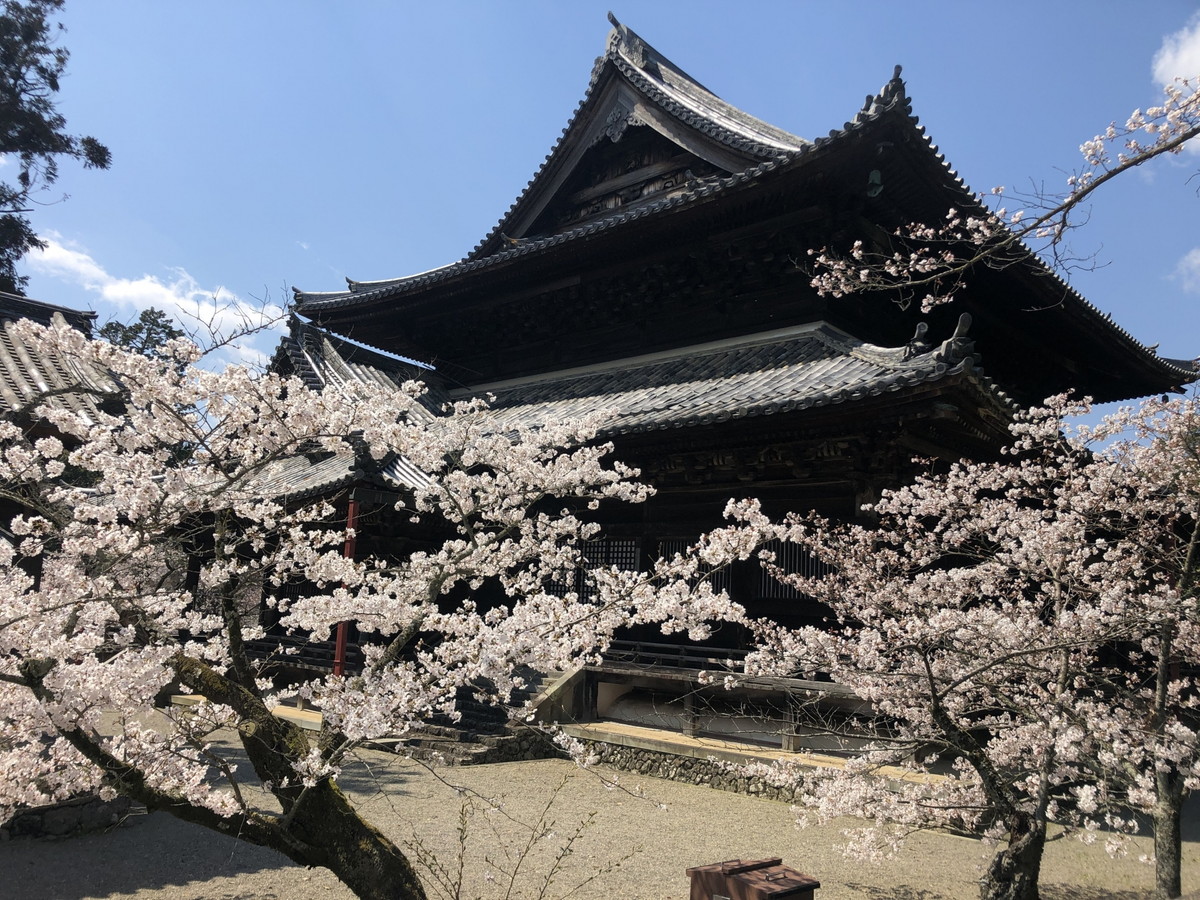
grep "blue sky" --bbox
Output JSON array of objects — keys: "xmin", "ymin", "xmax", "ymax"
[{"xmin": 14, "ymin": 2, "xmax": 1200, "ymax": 373}]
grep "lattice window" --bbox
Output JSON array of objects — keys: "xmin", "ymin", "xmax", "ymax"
[
  {"xmin": 585, "ymin": 537, "xmax": 640, "ymax": 572},
  {"xmin": 579, "ymin": 536, "xmax": 640, "ymax": 601},
  {"xmin": 756, "ymin": 539, "xmax": 831, "ymax": 600},
  {"xmin": 657, "ymin": 538, "xmax": 732, "ymax": 594},
  {"xmin": 547, "ymin": 536, "xmax": 641, "ymax": 599}
]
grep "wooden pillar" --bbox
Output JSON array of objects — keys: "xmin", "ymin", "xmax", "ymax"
[
  {"xmin": 333, "ymin": 496, "xmax": 359, "ymax": 677},
  {"xmin": 682, "ymin": 691, "xmax": 699, "ymax": 737},
  {"xmin": 782, "ymin": 695, "xmax": 801, "ymax": 753}
]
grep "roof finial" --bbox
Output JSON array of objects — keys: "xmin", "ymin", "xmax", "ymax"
[
  {"xmin": 902, "ymin": 321, "xmax": 930, "ymax": 360},
  {"xmin": 933, "ymin": 313, "xmax": 975, "ymax": 364},
  {"xmin": 607, "ymin": 12, "xmax": 647, "ymax": 67},
  {"xmin": 952, "ymin": 312, "xmax": 971, "ymax": 338}
]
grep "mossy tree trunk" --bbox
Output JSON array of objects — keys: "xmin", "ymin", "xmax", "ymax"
[
  {"xmin": 21, "ymin": 653, "xmax": 429, "ymax": 900},
  {"xmin": 979, "ymin": 812, "xmax": 1047, "ymax": 900}
]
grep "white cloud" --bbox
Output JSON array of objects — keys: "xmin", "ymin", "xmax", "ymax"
[
  {"xmin": 27, "ymin": 235, "xmax": 283, "ymax": 369},
  {"xmin": 32, "ymin": 238, "xmax": 110, "ymax": 289},
  {"xmin": 1150, "ymin": 14, "xmax": 1200, "ymax": 158},
  {"xmin": 1153, "ymin": 13, "xmax": 1200, "ymax": 85},
  {"xmin": 1173, "ymin": 247, "xmax": 1200, "ymax": 294}
]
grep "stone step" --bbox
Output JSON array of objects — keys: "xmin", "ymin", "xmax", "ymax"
[
  {"xmin": 406, "ymin": 721, "xmax": 482, "ymax": 742},
  {"xmin": 380, "ymin": 732, "xmax": 497, "ymax": 764}
]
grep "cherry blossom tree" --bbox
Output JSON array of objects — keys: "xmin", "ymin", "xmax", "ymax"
[
  {"xmin": 701, "ymin": 396, "xmax": 1200, "ymax": 900},
  {"xmin": 0, "ymin": 319, "xmax": 739, "ymax": 900},
  {"xmin": 767, "ymin": 65, "xmax": 1200, "ymax": 900},
  {"xmin": 1081, "ymin": 397, "xmax": 1200, "ymax": 900}
]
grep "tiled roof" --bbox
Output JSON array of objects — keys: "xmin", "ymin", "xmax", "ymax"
[
  {"xmin": 458, "ymin": 320, "xmax": 1009, "ymax": 436},
  {"xmin": 241, "ymin": 448, "xmax": 432, "ymax": 505},
  {"xmin": 275, "ymin": 316, "xmax": 446, "ymax": 420},
  {"xmin": 289, "ymin": 20, "xmax": 1193, "ymax": 397},
  {"xmin": 292, "ymin": 25, "xmax": 905, "ymax": 310},
  {"xmin": 261, "ymin": 320, "xmax": 1001, "ymax": 499},
  {"xmin": 0, "ymin": 292, "xmax": 96, "ymax": 332},
  {"xmin": 0, "ymin": 308, "xmax": 113, "ymax": 421}
]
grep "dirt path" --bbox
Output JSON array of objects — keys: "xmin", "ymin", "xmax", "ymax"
[{"xmin": 3, "ymin": 755, "xmax": 1196, "ymax": 899}]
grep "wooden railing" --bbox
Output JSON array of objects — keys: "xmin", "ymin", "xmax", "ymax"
[
  {"xmin": 603, "ymin": 639, "xmax": 746, "ymax": 672},
  {"xmin": 244, "ymin": 635, "xmax": 365, "ymax": 675},
  {"xmin": 600, "ymin": 639, "xmax": 849, "ymax": 695}
]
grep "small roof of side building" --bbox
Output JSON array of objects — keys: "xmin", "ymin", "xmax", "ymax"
[
  {"xmin": 240, "ymin": 446, "xmax": 433, "ymax": 505},
  {"xmin": 270, "ymin": 316, "xmax": 443, "ymax": 497},
  {"xmin": 0, "ymin": 293, "xmax": 113, "ymax": 422},
  {"xmin": 273, "ymin": 315, "xmax": 447, "ymax": 421}
]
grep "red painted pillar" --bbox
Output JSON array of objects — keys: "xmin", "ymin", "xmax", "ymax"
[{"xmin": 332, "ymin": 496, "xmax": 359, "ymax": 677}]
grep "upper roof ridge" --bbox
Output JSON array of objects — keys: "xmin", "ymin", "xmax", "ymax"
[
  {"xmin": 462, "ymin": 15, "xmax": 809, "ymax": 263},
  {"xmin": 602, "ymin": 13, "xmax": 807, "ymax": 156},
  {"xmin": 604, "ymin": 13, "xmax": 721, "ymax": 101}
]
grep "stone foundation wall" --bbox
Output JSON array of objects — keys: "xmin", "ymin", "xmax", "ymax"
[
  {"xmin": 585, "ymin": 741, "xmax": 802, "ymax": 803},
  {"xmin": 401, "ymin": 724, "xmax": 802, "ymax": 805},
  {"xmin": 469, "ymin": 728, "xmax": 558, "ymax": 764},
  {"xmin": 2, "ymin": 794, "xmax": 134, "ymax": 840}
]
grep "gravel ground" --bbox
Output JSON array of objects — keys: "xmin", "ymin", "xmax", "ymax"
[{"xmin": 2, "ymin": 752, "xmax": 1197, "ymax": 900}]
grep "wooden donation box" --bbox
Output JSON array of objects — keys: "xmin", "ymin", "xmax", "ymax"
[{"xmin": 685, "ymin": 858, "xmax": 820, "ymax": 900}]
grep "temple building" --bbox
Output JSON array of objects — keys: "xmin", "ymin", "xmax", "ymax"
[
  {"xmin": 279, "ymin": 17, "xmax": 1194, "ymax": 743},
  {"xmin": 0, "ymin": 293, "xmax": 110, "ymax": 431}
]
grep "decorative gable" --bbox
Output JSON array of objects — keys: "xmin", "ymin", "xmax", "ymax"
[
  {"xmin": 468, "ymin": 14, "xmax": 806, "ymax": 259},
  {"xmin": 522, "ymin": 125, "xmax": 721, "ymax": 238}
]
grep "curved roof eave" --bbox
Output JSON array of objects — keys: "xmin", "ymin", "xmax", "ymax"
[
  {"xmin": 877, "ymin": 86, "xmax": 1198, "ymax": 390},
  {"xmin": 292, "ymin": 66, "xmax": 912, "ymax": 314},
  {"xmin": 293, "ymin": 158, "xmax": 783, "ymax": 310}
]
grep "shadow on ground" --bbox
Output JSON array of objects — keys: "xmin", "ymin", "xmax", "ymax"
[
  {"xmin": 845, "ymin": 885, "xmax": 1154, "ymax": 900},
  {"xmin": 0, "ymin": 749, "xmax": 421, "ymax": 900},
  {"xmin": 1, "ymin": 811, "xmax": 299, "ymax": 900}
]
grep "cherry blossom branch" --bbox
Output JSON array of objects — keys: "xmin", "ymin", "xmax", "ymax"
[
  {"xmin": 808, "ymin": 77, "xmax": 1199, "ymax": 310},
  {"xmin": 16, "ymin": 656, "xmax": 287, "ymax": 845}
]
